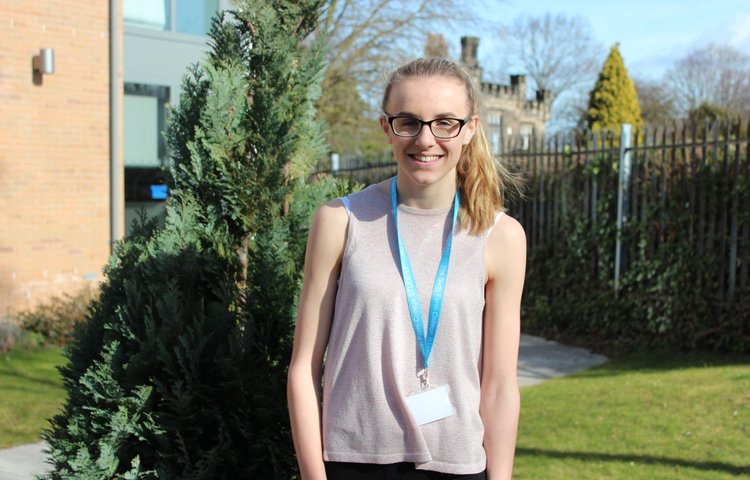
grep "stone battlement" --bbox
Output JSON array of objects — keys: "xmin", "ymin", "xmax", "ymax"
[
  {"xmin": 479, "ymin": 81, "xmax": 549, "ymax": 116},
  {"xmin": 459, "ymin": 35, "xmax": 550, "ymax": 141}
]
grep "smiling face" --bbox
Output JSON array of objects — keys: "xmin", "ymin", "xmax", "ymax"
[{"xmin": 380, "ymin": 75, "xmax": 477, "ymax": 196}]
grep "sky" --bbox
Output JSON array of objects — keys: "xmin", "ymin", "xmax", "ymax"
[{"xmin": 463, "ymin": 0, "xmax": 750, "ymax": 81}]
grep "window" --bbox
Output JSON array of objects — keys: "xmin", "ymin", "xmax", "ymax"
[
  {"xmin": 487, "ymin": 111, "xmax": 502, "ymax": 127},
  {"xmin": 176, "ymin": 0, "xmax": 219, "ymax": 35},
  {"xmin": 486, "ymin": 111, "xmax": 503, "ymax": 154},
  {"xmin": 491, "ymin": 131, "xmax": 502, "ymax": 155},
  {"xmin": 520, "ymin": 123, "xmax": 534, "ymax": 151},
  {"xmin": 124, "ymin": 84, "xmax": 169, "ymax": 168},
  {"xmin": 124, "ymin": 0, "xmax": 169, "ymax": 30},
  {"xmin": 124, "ymin": 0, "xmax": 219, "ymax": 36},
  {"xmin": 123, "ymin": 83, "xmax": 171, "ymax": 238}
]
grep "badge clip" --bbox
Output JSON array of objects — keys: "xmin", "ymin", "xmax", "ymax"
[{"xmin": 418, "ymin": 368, "xmax": 430, "ymax": 390}]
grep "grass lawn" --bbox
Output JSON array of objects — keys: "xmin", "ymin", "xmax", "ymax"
[
  {"xmin": 0, "ymin": 346, "xmax": 748, "ymax": 480},
  {"xmin": 0, "ymin": 346, "xmax": 66, "ymax": 448},
  {"xmin": 514, "ymin": 351, "xmax": 750, "ymax": 479}
]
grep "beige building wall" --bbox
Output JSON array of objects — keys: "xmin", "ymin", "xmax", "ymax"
[
  {"xmin": 0, "ymin": 1, "xmax": 122, "ymax": 318},
  {"xmin": 481, "ymin": 76, "xmax": 549, "ymax": 152}
]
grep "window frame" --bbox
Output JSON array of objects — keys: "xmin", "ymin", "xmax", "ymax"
[
  {"xmin": 123, "ymin": 83, "xmax": 170, "ymax": 169},
  {"xmin": 123, "ymin": 0, "xmax": 220, "ymax": 37}
]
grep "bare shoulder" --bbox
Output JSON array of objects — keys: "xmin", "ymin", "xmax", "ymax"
[
  {"xmin": 308, "ymin": 198, "xmax": 349, "ymax": 256},
  {"xmin": 485, "ymin": 213, "xmax": 527, "ymax": 282},
  {"xmin": 315, "ymin": 198, "xmax": 350, "ymax": 226},
  {"xmin": 488, "ymin": 213, "xmax": 526, "ymax": 250}
]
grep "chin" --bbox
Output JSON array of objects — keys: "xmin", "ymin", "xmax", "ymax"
[{"xmin": 399, "ymin": 164, "xmax": 456, "ymax": 188}]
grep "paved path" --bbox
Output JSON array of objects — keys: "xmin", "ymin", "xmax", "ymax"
[
  {"xmin": 517, "ymin": 334, "xmax": 607, "ymax": 387},
  {"xmin": 0, "ymin": 442, "xmax": 48, "ymax": 480},
  {"xmin": 0, "ymin": 334, "xmax": 607, "ymax": 479}
]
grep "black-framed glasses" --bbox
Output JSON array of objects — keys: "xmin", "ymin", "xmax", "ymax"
[{"xmin": 384, "ymin": 114, "xmax": 472, "ymax": 139}]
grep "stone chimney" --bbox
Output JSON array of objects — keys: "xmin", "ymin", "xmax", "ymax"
[
  {"xmin": 510, "ymin": 74, "xmax": 526, "ymax": 99},
  {"xmin": 536, "ymin": 89, "xmax": 552, "ymax": 120},
  {"xmin": 460, "ymin": 36, "xmax": 483, "ymax": 82}
]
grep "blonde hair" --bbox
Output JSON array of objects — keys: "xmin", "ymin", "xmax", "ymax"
[{"xmin": 381, "ymin": 57, "xmax": 521, "ymax": 234}]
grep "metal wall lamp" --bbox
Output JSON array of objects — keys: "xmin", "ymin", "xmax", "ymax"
[{"xmin": 33, "ymin": 48, "xmax": 55, "ymax": 75}]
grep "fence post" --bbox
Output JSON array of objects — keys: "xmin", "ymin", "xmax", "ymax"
[
  {"xmin": 331, "ymin": 152, "xmax": 340, "ymax": 173},
  {"xmin": 614, "ymin": 124, "xmax": 633, "ymax": 298}
]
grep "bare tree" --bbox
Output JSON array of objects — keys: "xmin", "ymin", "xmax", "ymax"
[
  {"xmin": 665, "ymin": 44, "xmax": 750, "ymax": 116},
  {"xmin": 496, "ymin": 13, "xmax": 603, "ymax": 125},
  {"xmin": 316, "ymin": 0, "xmax": 492, "ymax": 156},
  {"xmin": 320, "ymin": 0, "xmax": 478, "ymax": 93},
  {"xmin": 497, "ymin": 13, "xmax": 602, "ymax": 99},
  {"xmin": 633, "ymin": 76, "xmax": 677, "ymax": 127}
]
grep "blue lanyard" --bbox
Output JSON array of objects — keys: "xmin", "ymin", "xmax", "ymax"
[{"xmin": 390, "ymin": 177, "xmax": 459, "ymax": 370}]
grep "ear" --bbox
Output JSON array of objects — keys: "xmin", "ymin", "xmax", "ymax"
[
  {"xmin": 380, "ymin": 115, "xmax": 393, "ymax": 144},
  {"xmin": 461, "ymin": 114, "xmax": 479, "ymax": 145}
]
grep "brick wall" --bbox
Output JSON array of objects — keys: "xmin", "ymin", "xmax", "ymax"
[{"xmin": 0, "ymin": 1, "xmax": 123, "ymax": 318}]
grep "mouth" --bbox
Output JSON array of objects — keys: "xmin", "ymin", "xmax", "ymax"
[{"xmin": 408, "ymin": 154, "xmax": 442, "ymax": 163}]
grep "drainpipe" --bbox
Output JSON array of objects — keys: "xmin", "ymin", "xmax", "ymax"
[{"xmin": 110, "ymin": 0, "xmax": 120, "ymax": 253}]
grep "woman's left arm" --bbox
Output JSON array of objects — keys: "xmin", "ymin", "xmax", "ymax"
[{"xmin": 481, "ymin": 214, "xmax": 527, "ymax": 480}]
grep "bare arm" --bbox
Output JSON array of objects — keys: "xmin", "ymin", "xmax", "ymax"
[
  {"xmin": 287, "ymin": 201, "xmax": 349, "ymax": 480},
  {"xmin": 481, "ymin": 214, "xmax": 526, "ymax": 480}
]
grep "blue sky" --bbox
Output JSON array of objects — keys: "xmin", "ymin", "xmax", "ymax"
[{"xmin": 464, "ymin": 0, "xmax": 750, "ymax": 80}]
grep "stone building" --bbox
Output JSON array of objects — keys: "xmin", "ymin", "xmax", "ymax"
[{"xmin": 460, "ymin": 36, "xmax": 550, "ymax": 153}]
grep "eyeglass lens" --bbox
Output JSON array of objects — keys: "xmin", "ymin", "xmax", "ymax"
[{"xmin": 391, "ymin": 117, "xmax": 463, "ymax": 138}]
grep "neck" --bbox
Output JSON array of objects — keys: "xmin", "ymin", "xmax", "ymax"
[{"xmin": 395, "ymin": 173, "xmax": 457, "ymax": 210}]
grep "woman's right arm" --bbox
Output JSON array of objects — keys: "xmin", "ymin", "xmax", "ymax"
[{"xmin": 287, "ymin": 200, "xmax": 349, "ymax": 480}]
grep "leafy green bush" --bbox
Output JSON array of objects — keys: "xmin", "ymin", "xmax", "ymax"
[
  {"xmin": 18, "ymin": 288, "xmax": 95, "ymax": 346},
  {"xmin": 521, "ymin": 153, "xmax": 750, "ymax": 354},
  {"xmin": 0, "ymin": 319, "xmax": 48, "ymax": 352},
  {"xmin": 42, "ymin": 2, "xmax": 349, "ymax": 478},
  {"xmin": 0, "ymin": 320, "xmax": 22, "ymax": 352},
  {"xmin": 585, "ymin": 44, "xmax": 643, "ymax": 131}
]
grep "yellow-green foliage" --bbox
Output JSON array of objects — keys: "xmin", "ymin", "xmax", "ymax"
[{"xmin": 586, "ymin": 44, "xmax": 643, "ymax": 131}]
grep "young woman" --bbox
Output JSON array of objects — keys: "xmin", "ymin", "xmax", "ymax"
[{"xmin": 288, "ymin": 58, "xmax": 526, "ymax": 480}]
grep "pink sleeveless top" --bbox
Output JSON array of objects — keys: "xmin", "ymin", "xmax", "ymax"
[{"xmin": 321, "ymin": 183, "xmax": 503, "ymax": 475}]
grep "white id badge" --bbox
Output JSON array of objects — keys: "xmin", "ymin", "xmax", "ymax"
[{"xmin": 405, "ymin": 384, "xmax": 456, "ymax": 426}]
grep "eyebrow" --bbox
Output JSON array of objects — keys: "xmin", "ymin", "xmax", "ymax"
[{"xmin": 393, "ymin": 111, "xmax": 461, "ymax": 118}]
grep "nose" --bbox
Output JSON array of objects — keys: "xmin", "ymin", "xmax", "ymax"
[{"xmin": 413, "ymin": 123, "xmax": 437, "ymax": 147}]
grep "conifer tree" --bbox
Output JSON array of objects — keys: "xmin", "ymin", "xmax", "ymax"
[
  {"xmin": 42, "ymin": 1, "xmax": 349, "ymax": 478},
  {"xmin": 585, "ymin": 44, "xmax": 643, "ymax": 131}
]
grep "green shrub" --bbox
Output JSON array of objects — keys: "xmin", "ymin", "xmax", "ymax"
[
  {"xmin": 41, "ymin": 2, "xmax": 347, "ymax": 478},
  {"xmin": 585, "ymin": 44, "xmax": 643, "ymax": 131},
  {"xmin": 18, "ymin": 288, "xmax": 95, "ymax": 346},
  {"xmin": 521, "ymin": 153, "xmax": 749, "ymax": 354},
  {"xmin": 0, "ymin": 320, "xmax": 22, "ymax": 352},
  {"xmin": 0, "ymin": 319, "xmax": 48, "ymax": 352}
]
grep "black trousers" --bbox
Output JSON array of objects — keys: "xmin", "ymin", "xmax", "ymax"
[{"xmin": 324, "ymin": 462, "xmax": 487, "ymax": 480}]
